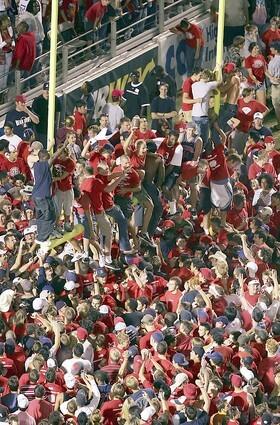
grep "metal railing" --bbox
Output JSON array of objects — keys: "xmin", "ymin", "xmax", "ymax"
[{"xmin": 0, "ymin": 0, "xmax": 207, "ymax": 106}]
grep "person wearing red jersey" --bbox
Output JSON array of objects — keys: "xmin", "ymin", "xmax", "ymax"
[
  {"xmin": 181, "ymin": 70, "xmax": 202, "ymax": 122},
  {"xmin": 171, "ymin": 18, "xmax": 204, "ymax": 76},
  {"xmin": 248, "ymin": 150, "xmax": 276, "ymax": 180},
  {"xmin": 12, "ymin": 21, "xmax": 36, "ymax": 89},
  {"xmin": 262, "ymin": 16, "xmax": 280, "ymax": 57},
  {"xmin": 17, "ymin": 128, "xmax": 35, "ymax": 165},
  {"xmin": 159, "ymin": 277, "xmax": 182, "ymax": 313},
  {"xmin": 133, "ymin": 117, "xmax": 156, "ymax": 142},
  {"xmin": 53, "ymin": 149, "xmax": 76, "ymax": 230},
  {"xmin": 234, "ymin": 88, "xmax": 269, "ymax": 154},
  {"xmin": 245, "ymin": 43, "xmax": 267, "ymax": 105},
  {"xmin": 96, "ymin": 160, "xmax": 133, "ymax": 255},
  {"xmin": 5, "ymin": 145, "xmax": 29, "ymax": 179},
  {"xmin": 263, "ymin": 136, "xmax": 280, "ymax": 174},
  {"xmin": 73, "ymin": 100, "xmax": 87, "ymax": 144},
  {"xmin": 227, "ymin": 193, "xmax": 249, "ymax": 231},
  {"xmin": 85, "ymin": 0, "xmax": 110, "ymax": 47}
]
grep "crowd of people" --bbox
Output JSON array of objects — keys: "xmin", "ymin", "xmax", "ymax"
[{"xmin": 0, "ymin": 0, "xmax": 279, "ymax": 425}]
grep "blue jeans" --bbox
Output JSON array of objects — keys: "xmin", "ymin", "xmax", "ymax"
[
  {"xmin": 192, "ymin": 116, "xmax": 209, "ymax": 146},
  {"xmin": 106, "ymin": 205, "xmax": 131, "ymax": 252},
  {"xmin": 33, "ymin": 197, "xmax": 56, "ymax": 242},
  {"xmin": 185, "ymin": 45, "xmax": 204, "ymax": 77},
  {"xmin": 74, "ymin": 211, "xmax": 91, "ymax": 239}
]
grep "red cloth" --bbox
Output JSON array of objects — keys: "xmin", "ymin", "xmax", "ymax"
[
  {"xmin": 262, "ymin": 28, "xmax": 280, "ymax": 55},
  {"xmin": 245, "ymin": 54, "xmax": 266, "ymax": 84},
  {"xmin": 53, "ymin": 158, "xmax": 75, "ymax": 191},
  {"xmin": 27, "ymin": 399, "xmax": 54, "ymax": 423},
  {"xmin": 237, "ymin": 99, "xmax": 267, "ymax": 133},
  {"xmin": 206, "ymin": 144, "xmax": 229, "ymax": 180},
  {"xmin": 182, "ymin": 77, "xmax": 194, "ymax": 111},
  {"xmin": 248, "ymin": 162, "xmax": 276, "ymax": 180},
  {"xmin": 114, "ymin": 166, "xmax": 140, "ymax": 198},
  {"xmin": 85, "ymin": 1, "xmax": 107, "ymax": 24},
  {"xmin": 12, "ymin": 32, "xmax": 36, "ymax": 71},
  {"xmin": 81, "ymin": 176, "xmax": 105, "ymax": 214},
  {"xmin": 73, "ymin": 110, "xmax": 87, "ymax": 136},
  {"xmin": 5, "ymin": 158, "xmax": 28, "ymax": 178},
  {"xmin": 179, "ymin": 23, "xmax": 204, "ymax": 48}
]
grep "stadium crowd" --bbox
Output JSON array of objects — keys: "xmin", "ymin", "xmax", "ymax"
[{"xmin": 0, "ymin": 0, "xmax": 280, "ymax": 424}]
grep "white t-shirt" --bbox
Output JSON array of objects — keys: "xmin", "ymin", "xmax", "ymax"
[
  {"xmin": 0, "ymin": 134, "xmax": 22, "ymax": 149},
  {"xmin": 102, "ymin": 103, "xmax": 124, "ymax": 132},
  {"xmin": 192, "ymin": 81, "xmax": 218, "ymax": 117},
  {"xmin": 170, "ymin": 144, "xmax": 183, "ymax": 166}
]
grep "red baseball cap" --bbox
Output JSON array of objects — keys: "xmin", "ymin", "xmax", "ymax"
[
  {"xmin": 223, "ymin": 63, "xmax": 236, "ymax": 74},
  {"xmin": 183, "ymin": 383, "xmax": 198, "ymax": 400},
  {"xmin": 112, "ymin": 89, "xmax": 124, "ymax": 98},
  {"xmin": 162, "ymin": 220, "xmax": 175, "ymax": 230},
  {"xmin": 264, "ymin": 136, "xmax": 275, "ymax": 144},
  {"xmin": 231, "ymin": 374, "xmax": 243, "ymax": 388},
  {"xmin": 15, "ymin": 95, "xmax": 27, "ymax": 103},
  {"xmin": 76, "ymin": 327, "xmax": 88, "ymax": 341}
]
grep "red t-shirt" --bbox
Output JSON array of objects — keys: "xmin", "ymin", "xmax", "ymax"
[
  {"xmin": 245, "ymin": 54, "xmax": 266, "ymax": 84},
  {"xmin": 73, "ymin": 110, "xmax": 86, "ymax": 136},
  {"xmin": 248, "ymin": 162, "xmax": 276, "ymax": 180},
  {"xmin": 182, "ymin": 78, "xmax": 194, "ymax": 111},
  {"xmin": 17, "ymin": 141, "xmax": 30, "ymax": 163},
  {"xmin": 59, "ymin": 0, "xmax": 78, "ymax": 23},
  {"xmin": 12, "ymin": 32, "xmax": 36, "ymax": 71},
  {"xmin": 97, "ymin": 174, "xmax": 114, "ymax": 211},
  {"xmin": 114, "ymin": 166, "xmax": 140, "ymax": 198},
  {"xmin": 227, "ymin": 207, "xmax": 248, "ymax": 231},
  {"xmin": 100, "ymin": 399, "xmax": 123, "ymax": 425},
  {"xmin": 85, "ymin": 1, "xmax": 107, "ymax": 24},
  {"xmin": 181, "ymin": 163, "xmax": 198, "ymax": 181},
  {"xmin": 130, "ymin": 152, "xmax": 146, "ymax": 170},
  {"xmin": 206, "ymin": 144, "xmax": 229, "ymax": 181},
  {"xmin": 237, "ymin": 99, "xmax": 267, "ymax": 133},
  {"xmin": 133, "ymin": 129, "xmax": 156, "ymax": 141},
  {"xmin": 5, "ymin": 158, "xmax": 28, "ymax": 178},
  {"xmin": 53, "ymin": 158, "xmax": 75, "ymax": 191},
  {"xmin": 0, "ymin": 153, "xmax": 8, "ymax": 171},
  {"xmin": 27, "ymin": 399, "xmax": 54, "ymax": 423},
  {"xmin": 81, "ymin": 176, "xmax": 105, "ymax": 214},
  {"xmin": 160, "ymin": 290, "xmax": 182, "ymax": 312},
  {"xmin": 180, "ymin": 23, "xmax": 204, "ymax": 48},
  {"xmin": 262, "ymin": 28, "xmax": 280, "ymax": 55}
]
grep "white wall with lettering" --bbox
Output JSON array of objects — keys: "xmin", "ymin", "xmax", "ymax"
[{"xmin": 158, "ymin": 16, "xmax": 217, "ymax": 89}]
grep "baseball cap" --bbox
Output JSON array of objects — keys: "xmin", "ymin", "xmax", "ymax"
[
  {"xmin": 162, "ymin": 220, "xmax": 175, "ymax": 230},
  {"xmin": 76, "ymin": 327, "xmax": 88, "ymax": 341},
  {"xmin": 112, "ymin": 89, "xmax": 124, "ymax": 98},
  {"xmin": 183, "ymin": 383, "xmax": 198, "ymax": 400},
  {"xmin": 23, "ymin": 225, "xmax": 37, "ymax": 235},
  {"xmin": 96, "ymin": 267, "xmax": 107, "ymax": 278},
  {"xmin": 207, "ymin": 351, "xmax": 224, "ymax": 364},
  {"xmin": 32, "ymin": 298, "xmax": 47, "ymax": 311},
  {"xmin": 115, "ymin": 322, "xmax": 126, "ymax": 332},
  {"xmin": 18, "ymin": 279, "xmax": 32, "ymax": 293},
  {"xmin": 247, "ymin": 279, "xmax": 260, "ymax": 286},
  {"xmin": 17, "ymin": 394, "xmax": 29, "ymax": 409},
  {"xmin": 245, "ymin": 261, "xmax": 258, "ymax": 272},
  {"xmin": 22, "ymin": 128, "xmax": 35, "ymax": 141},
  {"xmin": 65, "ymin": 271, "xmax": 77, "ymax": 282},
  {"xmin": 231, "ymin": 373, "xmax": 243, "ymax": 387},
  {"xmin": 223, "ymin": 62, "xmax": 236, "ymax": 74},
  {"xmin": 55, "ymin": 301, "xmax": 66, "ymax": 311},
  {"xmin": 15, "ymin": 95, "xmax": 27, "ymax": 103},
  {"xmin": 215, "ymin": 316, "xmax": 229, "ymax": 326},
  {"xmin": 192, "ymin": 346, "xmax": 205, "ymax": 358},
  {"xmin": 253, "ymin": 112, "xmax": 264, "ymax": 120},
  {"xmin": 259, "ymin": 206, "xmax": 273, "ymax": 216},
  {"xmin": 151, "ymin": 331, "xmax": 164, "ymax": 343},
  {"xmin": 173, "ymin": 353, "xmax": 188, "ymax": 366},
  {"xmin": 99, "ymin": 305, "xmax": 109, "ymax": 314},
  {"xmin": 43, "ymin": 82, "xmax": 49, "ymax": 90},
  {"xmin": 64, "ymin": 280, "xmax": 79, "ymax": 291},
  {"xmin": 29, "ymin": 141, "xmax": 43, "ymax": 152},
  {"xmin": 264, "ymin": 136, "xmax": 275, "ymax": 144},
  {"xmin": 209, "ymin": 251, "xmax": 227, "ymax": 261}
]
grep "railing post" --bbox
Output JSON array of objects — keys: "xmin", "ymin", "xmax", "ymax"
[
  {"xmin": 158, "ymin": 0, "xmax": 164, "ymax": 33},
  {"xmin": 15, "ymin": 70, "xmax": 21, "ymax": 95},
  {"xmin": 62, "ymin": 46, "xmax": 69, "ymax": 84},
  {"xmin": 110, "ymin": 19, "xmax": 117, "ymax": 58}
]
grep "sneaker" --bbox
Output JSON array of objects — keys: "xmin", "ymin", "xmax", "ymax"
[
  {"xmin": 105, "ymin": 261, "xmax": 121, "ymax": 271},
  {"xmin": 99, "ymin": 255, "xmax": 105, "ymax": 268},
  {"xmin": 71, "ymin": 252, "xmax": 84, "ymax": 262},
  {"xmin": 138, "ymin": 232, "xmax": 156, "ymax": 248}
]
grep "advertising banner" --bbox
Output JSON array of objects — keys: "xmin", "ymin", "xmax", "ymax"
[{"xmin": 158, "ymin": 16, "xmax": 217, "ymax": 88}]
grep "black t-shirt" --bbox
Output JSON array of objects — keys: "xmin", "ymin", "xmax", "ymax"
[
  {"xmin": 253, "ymin": 125, "xmax": 272, "ymax": 139},
  {"xmin": 123, "ymin": 311, "xmax": 144, "ymax": 327},
  {"xmin": 4, "ymin": 109, "xmax": 33, "ymax": 138},
  {"xmin": 32, "ymin": 95, "xmax": 61, "ymax": 134},
  {"xmin": 123, "ymin": 81, "xmax": 149, "ymax": 119},
  {"xmin": 151, "ymin": 96, "xmax": 176, "ymax": 130}
]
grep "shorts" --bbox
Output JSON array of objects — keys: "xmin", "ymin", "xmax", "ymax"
[
  {"xmin": 198, "ymin": 187, "xmax": 212, "ymax": 214},
  {"xmin": 210, "ymin": 179, "xmax": 233, "ymax": 211},
  {"xmin": 134, "ymin": 187, "xmax": 152, "ymax": 206},
  {"xmin": 54, "ymin": 189, "xmax": 74, "ymax": 217},
  {"xmin": 74, "ymin": 211, "xmax": 91, "ymax": 239}
]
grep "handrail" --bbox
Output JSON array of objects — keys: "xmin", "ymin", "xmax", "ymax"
[{"xmin": 0, "ymin": 0, "xmax": 207, "ymax": 112}]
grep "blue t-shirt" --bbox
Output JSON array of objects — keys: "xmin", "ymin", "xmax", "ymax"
[
  {"xmin": 4, "ymin": 108, "xmax": 33, "ymax": 138},
  {"xmin": 32, "ymin": 161, "xmax": 52, "ymax": 198}
]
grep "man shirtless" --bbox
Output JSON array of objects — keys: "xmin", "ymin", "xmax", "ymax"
[
  {"xmin": 143, "ymin": 141, "xmax": 165, "ymax": 236},
  {"xmin": 218, "ymin": 63, "xmax": 241, "ymax": 132}
]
